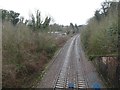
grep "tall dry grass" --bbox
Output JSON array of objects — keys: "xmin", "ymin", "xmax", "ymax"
[{"xmin": 2, "ymin": 21, "xmax": 68, "ymax": 87}]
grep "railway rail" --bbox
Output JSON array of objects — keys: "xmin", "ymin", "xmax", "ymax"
[
  {"xmin": 37, "ymin": 34, "xmax": 104, "ymax": 88},
  {"xmin": 54, "ymin": 35, "xmax": 88, "ymax": 88}
]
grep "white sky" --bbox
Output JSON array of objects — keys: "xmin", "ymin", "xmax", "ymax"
[{"xmin": 0, "ymin": 0, "xmax": 107, "ymax": 25}]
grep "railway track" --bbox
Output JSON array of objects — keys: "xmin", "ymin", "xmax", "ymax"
[
  {"xmin": 54, "ymin": 35, "xmax": 88, "ymax": 88},
  {"xmin": 37, "ymin": 34, "xmax": 105, "ymax": 88}
]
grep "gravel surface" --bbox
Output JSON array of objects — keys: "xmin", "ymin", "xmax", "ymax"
[{"xmin": 36, "ymin": 34, "xmax": 105, "ymax": 88}]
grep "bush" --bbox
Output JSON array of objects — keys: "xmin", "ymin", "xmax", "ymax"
[
  {"xmin": 80, "ymin": 2, "xmax": 118, "ymax": 56},
  {"xmin": 2, "ymin": 21, "xmax": 64, "ymax": 87}
]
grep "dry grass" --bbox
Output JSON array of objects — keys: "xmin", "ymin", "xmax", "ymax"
[{"xmin": 2, "ymin": 21, "xmax": 68, "ymax": 88}]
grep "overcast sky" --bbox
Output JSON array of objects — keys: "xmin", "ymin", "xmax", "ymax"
[{"xmin": 0, "ymin": 0, "xmax": 108, "ymax": 25}]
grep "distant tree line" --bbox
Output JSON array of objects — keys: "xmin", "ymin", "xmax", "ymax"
[
  {"xmin": 70, "ymin": 23, "xmax": 79, "ymax": 34},
  {"xmin": 1, "ymin": 9, "xmax": 82, "ymax": 34},
  {"xmin": 26, "ymin": 10, "xmax": 51, "ymax": 31},
  {"xmin": 1, "ymin": 9, "xmax": 51, "ymax": 31},
  {"xmin": 94, "ymin": 1, "xmax": 118, "ymax": 22},
  {"xmin": 1, "ymin": 9, "xmax": 20, "ymax": 25}
]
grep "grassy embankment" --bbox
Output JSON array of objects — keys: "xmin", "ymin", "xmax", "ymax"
[
  {"xmin": 2, "ymin": 21, "xmax": 68, "ymax": 88},
  {"xmin": 81, "ymin": 2, "xmax": 118, "ymax": 58},
  {"xmin": 80, "ymin": 2, "xmax": 119, "ymax": 87}
]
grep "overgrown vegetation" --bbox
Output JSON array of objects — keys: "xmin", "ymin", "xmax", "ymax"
[
  {"xmin": 2, "ymin": 9, "xmax": 68, "ymax": 88},
  {"xmin": 81, "ymin": 1, "xmax": 118, "ymax": 57},
  {"xmin": 80, "ymin": 1, "xmax": 120, "ymax": 88}
]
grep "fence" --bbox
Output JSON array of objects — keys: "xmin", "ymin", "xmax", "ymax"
[{"xmin": 93, "ymin": 56, "xmax": 120, "ymax": 88}]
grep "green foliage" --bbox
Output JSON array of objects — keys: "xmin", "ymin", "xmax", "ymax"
[
  {"xmin": 27, "ymin": 10, "xmax": 51, "ymax": 31},
  {"xmin": 49, "ymin": 23, "xmax": 63, "ymax": 32},
  {"xmin": 36, "ymin": 10, "xmax": 41, "ymax": 29},
  {"xmin": 69, "ymin": 23, "xmax": 79, "ymax": 34},
  {"xmin": 31, "ymin": 14, "xmax": 36, "ymax": 30},
  {"xmin": 2, "ymin": 9, "xmax": 8, "ymax": 20},
  {"xmin": 81, "ymin": 1, "xmax": 118, "ymax": 56},
  {"xmin": 70, "ymin": 23, "xmax": 74, "ymax": 30},
  {"xmin": 2, "ymin": 9, "xmax": 20, "ymax": 25},
  {"xmin": 42, "ymin": 17, "xmax": 51, "ymax": 29},
  {"xmin": 45, "ymin": 44, "xmax": 57, "ymax": 58},
  {"xmin": 94, "ymin": 10, "xmax": 101, "ymax": 22},
  {"xmin": 88, "ymin": 55, "xmax": 97, "ymax": 61},
  {"xmin": 2, "ymin": 9, "xmax": 68, "ymax": 88},
  {"xmin": 2, "ymin": 21, "xmax": 60, "ymax": 87}
]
